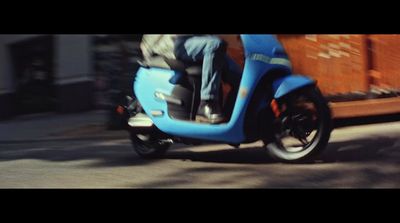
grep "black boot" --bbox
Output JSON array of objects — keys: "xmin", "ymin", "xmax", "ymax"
[{"xmin": 196, "ymin": 100, "xmax": 226, "ymax": 124}]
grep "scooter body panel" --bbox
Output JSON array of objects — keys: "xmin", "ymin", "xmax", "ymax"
[{"xmin": 133, "ymin": 34, "xmax": 317, "ymax": 144}]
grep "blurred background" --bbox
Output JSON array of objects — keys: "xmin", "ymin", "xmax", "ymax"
[
  {"xmin": 0, "ymin": 34, "xmax": 143, "ymax": 128},
  {"xmin": 2, "ymin": 34, "xmax": 400, "ymax": 188},
  {"xmin": 224, "ymin": 35, "xmax": 400, "ymax": 98},
  {"xmin": 224, "ymin": 35, "xmax": 400, "ymax": 119},
  {"xmin": 1, "ymin": 34, "xmax": 400, "ymax": 127}
]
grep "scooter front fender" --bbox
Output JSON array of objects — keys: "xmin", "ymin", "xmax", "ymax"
[{"xmin": 272, "ymin": 75, "xmax": 316, "ymax": 99}]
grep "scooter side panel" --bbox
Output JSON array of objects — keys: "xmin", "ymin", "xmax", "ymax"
[
  {"xmin": 133, "ymin": 35, "xmax": 299, "ymax": 144},
  {"xmin": 241, "ymin": 34, "xmax": 286, "ymax": 58},
  {"xmin": 134, "ymin": 67, "xmax": 253, "ymax": 144},
  {"xmin": 134, "ymin": 67, "xmax": 176, "ymax": 114},
  {"xmin": 273, "ymin": 75, "xmax": 316, "ymax": 99}
]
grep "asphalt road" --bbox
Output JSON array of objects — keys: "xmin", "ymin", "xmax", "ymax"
[{"xmin": 1, "ymin": 121, "xmax": 400, "ymax": 188}]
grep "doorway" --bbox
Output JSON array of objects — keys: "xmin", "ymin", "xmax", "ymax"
[{"xmin": 9, "ymin": 35, "xmax": 55, "ymax": 115}]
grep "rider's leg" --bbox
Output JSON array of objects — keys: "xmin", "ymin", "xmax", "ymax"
[{"xmin": 175, "ymin": 35, "xmax": 227, "ymax": 124}]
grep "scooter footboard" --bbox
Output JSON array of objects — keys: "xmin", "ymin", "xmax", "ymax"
[{"xmin": 272, "ymin": 75, "xmax": 316, "ymax": 99}]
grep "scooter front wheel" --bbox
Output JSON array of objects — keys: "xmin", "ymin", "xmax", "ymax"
[{"xmin": 265, "ymin": 87, "xmax": 332, "ymax": 163}]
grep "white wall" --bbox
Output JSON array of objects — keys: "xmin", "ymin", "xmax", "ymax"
[
  {"xmin": 55, "ymin": 35, "xmax": 93, "ymax": 85},
  {"xmin": 0, "ymin": 35, "xmax": 93, "ymax": 94}
]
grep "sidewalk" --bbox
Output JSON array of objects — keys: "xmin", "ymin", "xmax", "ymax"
[{"xmin": 0, "ymin": 110, "xmax": 129, "ymax": 143}]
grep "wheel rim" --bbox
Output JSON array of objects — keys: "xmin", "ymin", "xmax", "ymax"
[{"xmin": 273, "ymin": 94, "xmax": 322, "ymax": 156}]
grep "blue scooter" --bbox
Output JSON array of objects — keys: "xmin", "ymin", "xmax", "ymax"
[{"xmin": 126, "ymin": 34, "xmax": 332, "ymax": 162}]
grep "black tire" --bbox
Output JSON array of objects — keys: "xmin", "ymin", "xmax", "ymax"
[
  {"xmin": 127, "ymin": 97, "xmax": 171, "ymax": 159},
  {"xmin": 265, "ymin": 87, "xmax": 332, "ymax": 163},
  {"xmin": 130, "ymin": 132, "xmax": 171, "ymax": 159}
]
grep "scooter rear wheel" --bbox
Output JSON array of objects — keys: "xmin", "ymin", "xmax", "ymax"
[
  {"xmin": 127, "ymin": 97, "xmax": 171, "ymax": 159},
  {"xmin": 265, "ymin": 87, "xmax": 332, "ymax": 163},
  {"xmin": 130, "ymin": 132, "xmax": 171, "ymax": 159}
]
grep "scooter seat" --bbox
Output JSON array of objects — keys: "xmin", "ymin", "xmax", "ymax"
[{"xmin": 140, "ymin": 56, "xmax": 202, "ymax": 76}]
